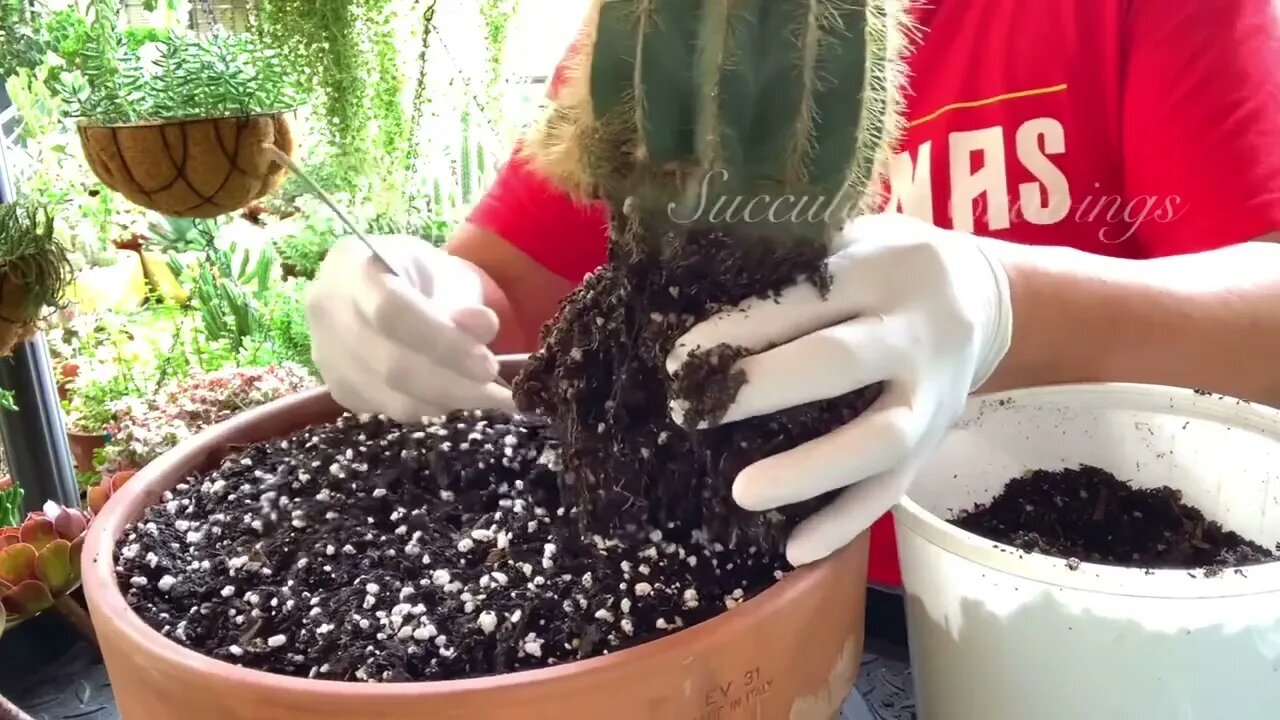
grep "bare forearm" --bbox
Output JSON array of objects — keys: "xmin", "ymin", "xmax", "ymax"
[
  {"xmin": 983, "ymin": 237, "xmax": 1280, "ymax": 406},
  {"xmin": 445, "ymin": 223, "xmax": 575, "ymax": 354}
]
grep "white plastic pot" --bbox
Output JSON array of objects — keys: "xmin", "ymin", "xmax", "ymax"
[{"xmin": 894, "ymin": 383, "xmax": 1280, "ymax": 720}]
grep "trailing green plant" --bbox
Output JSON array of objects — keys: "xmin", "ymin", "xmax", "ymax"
[
  {"xmin": 60, "ymin": 11, "xmax": 308, "ymax": 125},
  {"xmin": 369, "ymin": 1, "xmax": 409, "ymax": 168},
  {"xmin": 478, "ymin": 0, "xmax": 518, "ymax": 91},
  {"xmin": 0, "ymin": 389, "xmax": 14, "ymax": 413},
  {"xmin": 254, "ymin": 0, "xmax": 414, "ymax": 189},
  {"xmin": 0, "ymin": 197, "xmax": 75, "ymax": 340}
]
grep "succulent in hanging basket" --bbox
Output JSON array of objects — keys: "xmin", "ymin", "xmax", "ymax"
[
  {"xmin": 0, "ymin": 503, "xmax": 94, "ymax": 642},
  {"xmin": 67, "ymin": 18, "xmax": 309, "ymax": 219},
  {"xmin": 0, "ymin": 198, "xmax": 75, "ymax": 357}
]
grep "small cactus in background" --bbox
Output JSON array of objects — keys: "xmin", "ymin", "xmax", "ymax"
[
  {"xmin": 0, "ymin": 479, "xmax": 22, "ymax": 528},
  {"xmin": 0, "ymin": 503, "xmax": 95, "ymax": 644}
]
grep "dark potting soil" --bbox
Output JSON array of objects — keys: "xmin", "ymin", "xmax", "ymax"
[
  {"xmin": 516, "ymin": 222, "xmax": 883, "ymax": 552},
  {"xmin": 950, "ymin": 465, "xmax": 1277, "ymax": 572},
  {"xmin": 117, "ymin": 410, "xmax": 788, "ymax": 683}
]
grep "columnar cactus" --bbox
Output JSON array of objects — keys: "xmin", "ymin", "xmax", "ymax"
[
  {"xmin": 516, "ymin": 1, "xmax": 915, "ymax": 547},
  {"xmin": 0, "ymin": 503, "xmax": 93, "ymax": 641},
  {"xmin": 524, "ymin": 0, "xmax": 912, "ymax": 230},
  {"xmin": 0, "ymin": 479, "xmax": 21, "ymax": 528}
]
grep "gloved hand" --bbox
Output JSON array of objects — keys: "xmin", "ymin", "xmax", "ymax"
[
  {"xmin": 667, "ymin": 212, "xmax": 1014, "ymax": 566},
  {"xmin": 307, "ymin": 235, "xmax": 514, "ymax": 423}
]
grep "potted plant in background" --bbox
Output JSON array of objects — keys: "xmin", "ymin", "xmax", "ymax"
[
  {"xmin": 65, "ymin": 0, "xmax": 308, "ymax": 219},
  {"xmin": 92, "ymin": 362, "xmax": 315, "ymax": 479},
  {"xmin": 62, "ymin": 366, "xmax": 136, "ymax": 475},
  {"xmin": 0, "ymin": 197, "xmax": 74, "ymax": 358},
  {"xmin": 80, "ymin": 2, "xmax": 909, "ymax": 718}
]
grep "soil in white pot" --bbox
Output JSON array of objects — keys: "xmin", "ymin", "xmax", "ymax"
[
  {"xmin": 115, "ymin": 410, "xmax": 790, "ymax": 682},
  {"xmin": 949, "ymin": 465, "xmax": 1277, "ymax": 574}
]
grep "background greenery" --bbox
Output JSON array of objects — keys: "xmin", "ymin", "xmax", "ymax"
[{"xmin": 0, "ymin": 0, "xmax": 589, "ymax": 494}]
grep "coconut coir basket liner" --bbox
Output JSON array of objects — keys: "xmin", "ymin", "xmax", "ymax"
[
  {"xmin": 78, "ymin": 112, "xmax": 294, "ymax": 219},
  {"xmin": 0, "ymin": 270, "xmax": 38, "ymax": 357}
]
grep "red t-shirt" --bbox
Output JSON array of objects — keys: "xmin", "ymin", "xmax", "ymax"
[{"xmin": 470, "ymin": 0, "xmax": 1280, "ymax": 587}]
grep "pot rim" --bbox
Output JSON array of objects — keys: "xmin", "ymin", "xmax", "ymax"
[
  {"xmin": 894, "ymin": 382, "xmax": 1280, "ymax": 599},
  {"xmin": 75, "ymin": 107, "xmax": 300, "ymax": 131},
  {"xmin": 83, "ymin": 386, "xmax": 864, "ymax": 696}
]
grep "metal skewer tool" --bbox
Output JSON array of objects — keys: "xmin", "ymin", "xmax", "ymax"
[{"xmin": 264, "ymin": 145, "xmax": 516, "ymax": 390}]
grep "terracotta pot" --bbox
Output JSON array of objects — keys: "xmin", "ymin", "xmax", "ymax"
[
  {"xmin": 113, "ymin": 235, "xmax": 144, "ymax": 253},
  {"xmin": 83, "ymin": 381, "xmax": 871, "ymax": 719},
  {"xmin": 57, "ymin": 360, "xmax": 80, "ymax": 403},
  {"xmin": 77, "ymin": 112, "xmax": 294, "ymax": 219},
  {"xmin": 66, "ymin": 431, "xmax": 106, "ymax": 474}
]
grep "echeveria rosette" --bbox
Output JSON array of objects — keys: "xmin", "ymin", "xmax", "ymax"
[{"xmin": 0, "ymin": 502, "xmax": 90, "ymax": 639}]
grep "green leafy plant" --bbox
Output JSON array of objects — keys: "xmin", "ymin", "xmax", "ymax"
[
  {"xmin": 0, "ymin": 389, "xmax": 15, "ymax": 413},
  {"xmin": 259, "ymin": 280, "xmax": 314, "ymax": 371},
  {"xmin": 61, "ymin": 8, "xmax": 308, "ymax": 125},
  {"xmin": 64, "ymin": 364, "xmax": 142, "ymax": 434},
  {"xmin": 95, "ymin": 363, "xmax": 314, "ymax": 475},
  {"xmin": 275, "ymin": 214, "xmax": 339, "ymax": 280}
]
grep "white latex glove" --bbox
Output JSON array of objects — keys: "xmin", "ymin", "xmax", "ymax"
[
  {"xmin": 307, "ymin": 235, "xmax": 514, "ymax": 423},
  {"xmin": 666, "ymin": 212, "xmax": 1013, "ymax": 566}
]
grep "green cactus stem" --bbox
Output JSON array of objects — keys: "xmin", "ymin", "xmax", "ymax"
[
  {"xmin": 524, "ymin": 0, "xmax": 912, "ymax": 243},
  {"xmin": 0, "ymin": 480, "xmax": 22, "ymax": 528},
  {"xmin": 516, "ymin": 0, "xmax": 916, "ymax": 549}
]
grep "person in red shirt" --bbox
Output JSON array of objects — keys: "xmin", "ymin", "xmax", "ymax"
[{"xmin": 307, "ymin": 0, "xmax": 1280, "ymax": 590}]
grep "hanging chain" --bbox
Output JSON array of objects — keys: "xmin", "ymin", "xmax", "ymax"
[
  {"xmin": 404, "ymin": 0, "xmax": 438, "ymax": 169},
  {"xmin": 197, "ymin": 0, "xmax": 218, "ymax": 33},
  {"xmin": 427, "ymin": 12, "xmax": 511, "ymax": 155}
]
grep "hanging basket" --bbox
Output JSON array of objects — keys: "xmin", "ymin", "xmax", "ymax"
[
  {"xmin": 77, "ymin": 112, "xmax": 295, "ymax": 220},
  {"xmin": 0, "ymin": 270, "xmax": 38, "ymax": 358}
]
